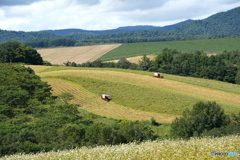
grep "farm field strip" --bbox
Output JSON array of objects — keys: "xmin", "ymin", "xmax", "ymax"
[
  {"xmin": 99, "ymin": 37, "xmax": 240, "ymax": 61},
  {"xmin": 37, "ymin": 44, "xmax": 121, "ymax": 65},
  {"xmin": 3, "ymin": 135, "xmax": 240, "ymax": 160},
  {"xmin": 43, "ymin": 78, "xmax": 176, "ymax": 123},
  {"xmin": 36, "ymin": 67, "xmax": 240, "ymax": 116},
  {"xmin": 40, "ymin": 70, "xmax": 240, "ymax": 105}
]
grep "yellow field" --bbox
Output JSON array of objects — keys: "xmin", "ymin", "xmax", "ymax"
[
  {"xmin": 37, "ymin": 44, "xmax": 121, "ymax": 65},
  {"xmin": 29, "ymin": 65, "xmax": 240, "ymax": 123},
  {"xmin": 107, "ymin": 55, "xmax": 156, "ymax": 63}
]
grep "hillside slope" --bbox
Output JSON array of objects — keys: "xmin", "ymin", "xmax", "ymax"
[
  {"xmin": 29, "ymin": 66, "xmax": 240, "ymax": 123},
  {"xmin": 171, "ymin": 7, "xmax": 240, "ymax": 35}
]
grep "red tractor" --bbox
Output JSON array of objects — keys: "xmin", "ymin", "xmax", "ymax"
[
  {"xmin": 101, "ymin": 94, "xmax": 111, "ymax": 102},
  {"xmin": 153, "ymin": 73, "xmax": 163, "ymax": 78}
]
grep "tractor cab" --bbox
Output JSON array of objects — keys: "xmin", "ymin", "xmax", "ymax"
[
  {"xmin": 101, "ymin": 94, "xmax": 110, "ymax": 101},
  {"xmin": 153, "ymin": 73, "xmax": 163, "ymax": 78}
]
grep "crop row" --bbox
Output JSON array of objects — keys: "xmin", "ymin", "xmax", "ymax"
[{"xmin": 99, "ymin": 37, "xmax": 240, "ymax": 61}]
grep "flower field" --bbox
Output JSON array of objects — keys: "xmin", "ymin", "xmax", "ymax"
[{"xmin": 2, "ymin": 135, "xmax": 239, "ymax": 160}]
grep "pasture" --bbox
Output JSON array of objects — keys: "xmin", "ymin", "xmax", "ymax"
[
  {"xmin": 99, "ymin": 37, "xmax": 240, "ymax": 61},
  {"xmin": 36, "ymin": 44, "xmax": 121, "ymax": 65},
  {"xmin": 29, "ymin": 65, "xmax": 240, "ymax": 123},
  {"xmin": 3, "ymin": 135, "xmax": 239, "ymax": 160}
]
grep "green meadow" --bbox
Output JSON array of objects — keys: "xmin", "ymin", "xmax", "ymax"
[
  {"xmin": 30, "ymin": 65, "xmax": 240, "ymax": 123},
  {"xmin": 98, "ymin": 37, "xmax": 240, "ymax": 61}
]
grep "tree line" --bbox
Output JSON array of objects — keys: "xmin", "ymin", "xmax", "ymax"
[{"xmin": 65, "ymin": 48, "xmax": 240, "ymax": 84}]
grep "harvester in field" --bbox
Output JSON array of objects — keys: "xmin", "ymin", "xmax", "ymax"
[
  {"xmin": 101, "ymin": 94, "xmax": 111, "ymax": 102},
  {"xmin": 153, "ymin": 73, "xmax": 164, "ymax": 78}
]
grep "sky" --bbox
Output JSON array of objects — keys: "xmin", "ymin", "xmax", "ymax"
[{"xmin": 0, "ymin": 0, "xmax": 239, "ymax": 31}]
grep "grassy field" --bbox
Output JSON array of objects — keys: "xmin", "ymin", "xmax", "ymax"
[
  {"xmin": 29, "ymin": 65, "xmax": 240, "ymax": 123},
  {"xmin": 98, "ymin": 37, "xmax": 240, "ymax": 61},
  {"xmin": 36, "ymin": 44, "xmax": 121, "ymax": 65},
  {"xmin": 3, "ymin": 135, "xmax": 239, "ymax": 160}
]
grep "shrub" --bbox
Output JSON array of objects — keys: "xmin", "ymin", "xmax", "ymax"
[{"xmin": 170, "ymin": 101, "xmax": 230, "ymax": 138}]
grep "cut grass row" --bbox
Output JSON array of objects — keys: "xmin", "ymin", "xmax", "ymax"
[
  {"xmin": 98, "ymin": 37, "xmax": 240, "ymax": 61},
  {"xmin": 3, "ymin": 135, "xmax": 239, "ymax": 160},
  {"xmin": 29, "ymin": 65, "xmax": 240, "ymax": 123}
]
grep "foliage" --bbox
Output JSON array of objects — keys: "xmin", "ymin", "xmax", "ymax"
[
  {"xmin": 170, "ymin": 7, "xmax": 240, "ymax": 35},
  {"xmin": 0, "ymin": 41, "xmax": 43, "ymax": 65},
  {"xmin": 25, "ymin": 37, "xmax": 77, "ymax": 48},
  {"xmin": 170, "ymin": 101, "xmax": 230, "ymax": 139}
]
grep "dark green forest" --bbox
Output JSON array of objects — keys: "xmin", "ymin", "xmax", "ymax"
[
  {"xmin": 0, "ymin": 41, "xmax": 43, "ymax": 65},
  {"xmin": 65, "ymin": 48, "xmax": 240, "ymax": 84}
]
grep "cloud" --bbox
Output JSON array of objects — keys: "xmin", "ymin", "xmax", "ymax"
[
  {"xmin": 0, "ymin": 0, "xmax": 239, "ymax": 31},
  {"xmin": 0, "ymin": 0, "xmax": 45, "ymax": 6}
]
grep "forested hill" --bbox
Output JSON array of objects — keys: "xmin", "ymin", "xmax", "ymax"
[
  {"xmin": 170, "ymin": 6, "xmax": 240, "ymax": 35},
  {"xmin": 0, "ymin": 7, "xmax": 240, "ymax": 46}
]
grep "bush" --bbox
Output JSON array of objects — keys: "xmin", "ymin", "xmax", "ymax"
[{"xmin": 170, "ymin": 101, "xmax": 230, "ymax": 138}]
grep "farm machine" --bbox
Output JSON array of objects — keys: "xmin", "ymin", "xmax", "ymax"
[
  {"xmin": 101, "ymin": 94, "xmax": 111, "ymax": 102},
  {"xmin": 153, "ymin": 73, "xmax": 164, "ymax": 78}
]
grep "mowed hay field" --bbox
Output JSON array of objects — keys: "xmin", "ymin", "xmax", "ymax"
[
  {"xmin": 29, "ymin": 65, "xmax": 240, "ymax": 123},
  {"xmin": 37, "ymin": 44, "xmax": 121, "ymax": 65}
]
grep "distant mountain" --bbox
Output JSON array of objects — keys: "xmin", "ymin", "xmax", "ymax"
[
  {"xmin": 0, "ymin": 7, "xmax": 240, "ymax": 46},
  {"xmin": 170, "ymin": 7, "xmax": 240, "ymax": 35},
  {"xmin": 41, "ymin": 19, "xmax": 193, "ymax": 35}
]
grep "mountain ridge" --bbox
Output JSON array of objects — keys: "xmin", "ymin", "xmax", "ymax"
[{"xmin": 41, "ymin": 19, "xmax": 193, "ymax": 35}]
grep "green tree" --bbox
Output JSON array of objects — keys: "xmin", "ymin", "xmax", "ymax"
[
  {"xmin": 0, "ymin": 41, "xmax": 43, "ymax": 64},
  {"xmin": 235, "ymin": 69, "xmax": 240, "ymax": 84},
  {"xmin": 171, "ymin": 101, "xmax": 230, "ymax": 138},
  {"xmin": 116, "ymin": 58, "xmax": 132, "ymax": 69},
  {"xmin": 138, "ymin": 55, "xmax": 151, "ymax": 71}
]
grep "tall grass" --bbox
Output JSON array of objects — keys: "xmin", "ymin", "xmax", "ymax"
[
  {"xmin": 2, "ymin": 135, "xmax": 239, "ymax": 160},
  {"xmin": 98, "ymin": 37, "xmax": 240, "ymax": 61}
]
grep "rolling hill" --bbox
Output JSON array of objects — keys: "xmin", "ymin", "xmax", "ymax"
[
  {"xmin": 29, "ymin": 65, "xmax": 240, "ymax": 123},
  {"xmin": 170, "ymin": 6, "xmax": 240, "ymax": 35}
]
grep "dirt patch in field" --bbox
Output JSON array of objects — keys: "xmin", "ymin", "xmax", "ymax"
[
  {"xmin": 37, "ymin": 44, "xmax": 121, "ymax": 65},
  {"xmin": 107, "ymin": 55, "xmax": 156, "ymax": 63}
]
